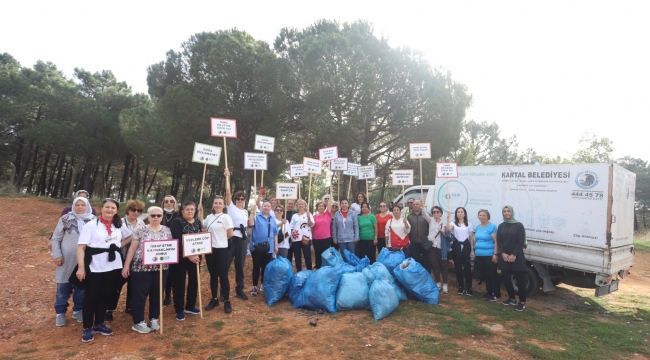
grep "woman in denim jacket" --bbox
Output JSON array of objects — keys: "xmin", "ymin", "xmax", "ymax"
[{"xmin": 331, "ymin": 199, "xmax": 359, "ymax": 262}]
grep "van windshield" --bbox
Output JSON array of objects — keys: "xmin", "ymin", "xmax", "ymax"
[{"xmin": 395, "ymin": 189, "xmax": 428, "ymax": 207}]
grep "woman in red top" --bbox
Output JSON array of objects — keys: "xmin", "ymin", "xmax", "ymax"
[
  {"xmin": 375, "ymin": 201, "xmax": 392, "ymax": 255},
  {"xmin": 312, "ymin": 187, "xmax": 333, "ymax": 269}
]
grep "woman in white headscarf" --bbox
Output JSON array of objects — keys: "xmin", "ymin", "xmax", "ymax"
[{"xmin": 51, "ymin": 197, "xmax": 96, "ymax": 327}]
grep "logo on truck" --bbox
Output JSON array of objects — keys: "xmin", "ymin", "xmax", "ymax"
[{"xmin": 575, "ymin": 171, "xmax": 599, "ymax": 189}]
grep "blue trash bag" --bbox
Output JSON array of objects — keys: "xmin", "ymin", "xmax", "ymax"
[
  {"xmin": 362, "ymin": 262, "xmax": 407, "ymax": 301},
  {"xmin": 263, "ymin": 256, "xmax": 294, "ymax": 306},
  {"xmin": 394, "ymin": 258, "xmax": 439, "ymax": 305},
  {"xmin": 293, "ymin": 266, "xmax": 344, "ymax": 313},
  {"xmin": 322, "ymin": 247, "xmax": 344, "ymax": 267},
  {"xmin": 343, "ymin": 249, "xmax": 360, "ymax": 265},
  {"xmin": 356, "ymin": 256, "xmax": 370, "ymax": 272},
  {"xmin": 377, "ymin": 248, "xmax": 405, "ymax": 277},
  {"xmin": 337, "ymin": 263, "xmax": 357, "ymax": 274},
  {"xmin": 336, "ymin": 272, "xmax": 370, "ymax": 311},
  {"xmin": 369, "ymin": 279, "xmax": 399, "ymax": 320},
  {"xmin": 288, "ymin": 270, "xmax": 313, "ymax": 304}
]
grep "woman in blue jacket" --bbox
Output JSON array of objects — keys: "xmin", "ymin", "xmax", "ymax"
[
  {"xmin": 331, "ymin": 199, "xmax": 359, "ymax": 262},
  {"xmin": 248, "ymin": 200, "xmax": 278, "ymax": 296}
]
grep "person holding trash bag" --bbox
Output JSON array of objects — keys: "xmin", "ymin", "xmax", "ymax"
[
  {"xmin": 356, "ymin": 202, "xmax": 378, "ymax": 263},
  {"xmin": 473, "ymin": 209, "xmax": 501, "ymax": 302},
  {"xmin": 447, "ymin": 207, "xmax": 475, "ymax": 296},
  {"xmin": 51, "ymin": 196, "xmax": 95, "ymax": 327},
  {"xmin": 224, "ymin": 168, "xmax": 250, "ymax": 301},
  {"xmin": 248, "ymin": 200, "xmax": 278, "ymax": 296},
  {"xmin": 121, "ymin": 206, "xmax": 171, "ymax": 334},
  {"xmin": 407, "ymin": 199, "xmax": 432, "ymax": 273},
  {"xmin": 427, "ymin": 205, "xmax": 450, "ymax": 294},
  {"xmin": 75, "ymin": 198, "xmax": 132, "ymax": 343},
  {"xmin": 289, "ymin": 199, "xmax": 314, "ymax": 271},
  {"xmin": 497, "ymin": 206, "xmax": 527, "ymax": 311},
  {"xmin": 274, "ymin": 204, "xmax": 290, "ymax": 259},
  {"xmin": 332, "ymin": 198, "xmax": 360, "ymax": 261},
  {"xmin": 168, "ymin": 201, "xmax": 202, "ymax": 321},
  {"xmin": 198, "ymin": 196, "xmax": 234, "ymax": 314}
]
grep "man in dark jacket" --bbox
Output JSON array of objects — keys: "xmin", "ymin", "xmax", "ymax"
[{"xmin": 407, "ymin": 200, "xmax": 432, "ymax": 273}]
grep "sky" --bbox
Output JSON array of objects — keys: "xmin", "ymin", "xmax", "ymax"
[{"xmin": 2, "ymin": 0, "xmax": 649, "ymax": 161}]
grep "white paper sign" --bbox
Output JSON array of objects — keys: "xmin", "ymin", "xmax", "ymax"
[
  {"xmin": 276, "ymin": 182, "xmax": 298, "ymax": 200},
  {"xmin": 142, "ymin": 239, "xmax": 179, "ymax": 266},
  {"xmin": 392, "ymin": 170, "xmax": 414, "ymax": 186},
  {"xmin": 436, "ymin": 162, "xmax": 459, "ymax": 178},
  {"xmin": 210, "ymin": 118, "xmax": 237, "ymax": 138},
  {"xmin": 318, "ymin": 146, "xmax": 339, "ymax": 161},
  {"xmin": 358, "ymin": 165, "xmax": 376, "ymax": 180},
  {"xmin": 182, "ymin": 233, "xmax": 212, "ymax": 257},
  {"xmin": 254, "ymin": 135, "xmax": 275, "ymax": 152},
  {"xmin": 409, "ymin": 143, "xmax": 432, "ymax": 159},
  {"xmin": 343, "ymin": 162, "xmax": 361, "ymax": 177},
  {"xmin": 303, "ymin": 157, "xmax": 323, "ymax": 175},
  {"xmin": 290, "ymin": 164, "xmax": 308, "ymax": 178},
  {"xmin": 192, "ymin": 143, "xmax": 222, "ymax": 166},
  {"xmin": 330, "ymin": 158, "xmax": 348, "ymax": 171},
  {"xmin": 244, "ymin": 152, "xmax": 268, "ymax": 170}
]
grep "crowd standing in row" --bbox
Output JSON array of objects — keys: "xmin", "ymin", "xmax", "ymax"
[{"xmin": 49, "ymin": 169, "xmax": 528, "ymax": 343}]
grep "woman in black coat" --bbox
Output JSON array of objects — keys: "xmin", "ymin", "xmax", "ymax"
[{"xmin": 496, "ymin": 206, "xmax": 527, "ymax": 312}]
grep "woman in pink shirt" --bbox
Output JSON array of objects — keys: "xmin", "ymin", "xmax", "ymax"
[{"xmin": 312, "ymin": 187, "xmax": 334, "ymax": 269}]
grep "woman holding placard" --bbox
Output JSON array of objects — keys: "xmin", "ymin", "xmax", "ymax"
[
  {"xmin": 446, "ymin": 207, "xmax": 475, "ymax": 296},
  {"xmin": 274, "ymin": 204, "xmax": 290, "ymax": 258},
  {"xmin": 169, "ymin": 201, "xmax": 202, "ymax": 321},
  {"xmin": 198, "ymin": 197, "xmax": 234, "ymax": 313},
  {"xmin": 356, "ymin": 202, "xmax": 378, "ymax": 263},
  {"xmin": 332, "ymin": 198, "xmax": 359, "ymax": 261},
  {"xmin": 76, "ymin": 198, "xmax": 132, "ymax": 343},
  {"xmin": 248, "ymin": 200, "xmax": 278, "ymax": 296},
  {"xmin": 122, "ymin": 206, "xmax": 171, "ymax": 333},
  {"xmin": 312, "ymin": 187, "xmax": 334, "ymax": 269},
  {"xmin": 375, "ymin": 201, "xmax": 392, "ymax": 255},
  {"xmin": 224, "ymin": 168, "xmax": 250, "ymax": 301},
  {"xmin": 161, "ymin": 195, "xmax": 179, "ymax": 306},
  {"xmin": 290, "ymin": 199, "xmax": 314, "ymax": 271}
]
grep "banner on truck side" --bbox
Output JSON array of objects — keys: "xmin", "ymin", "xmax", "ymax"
[
  {"xmin": 210, "ymin": 118, "xmax": 237, "ymax": 138},
  {"xmin": 290, "ymin": 164, "xmax": 308, "ymax": 178},
  {"xmin": 358, "ymin": 165, "xmax": 376, "ymax": 180},
  {"xmin": 192, "ymin": 143, "xmax": 222, "ymax": 166},
  {"xmin": 244, "ymin": 152, "xmax": 268, "ymax": 170},
  {"xmin": 409, "ymin": 143, "xmax": 431, "ymax": 159},
  {"xmin": 343, "ymin": 163, "xmax": 361, "ymax": 177},
  {"xmin": 318, "ymin": 146, "xmax": 338, "ymax": 161},
  {"xmin": 143, "ymin": 239, "xmax": 179, "ymax": 266},
  {"xmin": 254, "ymin": 135, "xmax": 275, "ymax": 152},
  {"xmin": 330, "ymin": 158, "xmax": 348, "ymax": 171},
  {"xmin": 182, "ymin": 233, "xmax": 212, "ymax": 257},
  {"xmin": 303, "ymin": 157, "xmax": 323, "ymax": 175},
  {"xmin": 436, "ymin": 162, "xmax": 458, "ymax": 178},
  {"xmin": 276, "ymin": 182, "xmax": 299, "ymax": 199},
  {"xmin": 392, "ymin": 170, "xmax": 414, "ymax": 186}
]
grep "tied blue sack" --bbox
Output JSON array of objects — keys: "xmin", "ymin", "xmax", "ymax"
[
  {"xmin": 369, "ymin": 279, "xmax": 399, "ymax": 320},
  {"xmin": 394, "ymin": 258, "xmax": 439, "ymax": 305},
  {"xmin": 293, "ymin": 266, "xmax": 344, "ymax": 313},
  {"xmin": 336, "ymin": 272, "xmax": 370, "ymax": 311},
  {"xmin": 377, "ymin": 248, "xmax": 405, "ymax": 277},
  {"xmin": 356, "ymin": 256, "xmax": 370, "ymax": 272},
  {"xmin": 362, "ymin": 262, "xmax": 407, "ymax": 301},
  {"xmin": 322, "ymin": 248, "xmax": 344, "ymax": 267},
  {"xmin": 343, "ymin": 249, "xmax": 360, "ymax": 265},
  {"xmin": 289, "ymin": 270, "xmax": 313, "ymax": 304},
  {"xmin": 337, "ymin": 263, "xmax": 357, "ymax": 274},
  {"xmin": 263, "ymin": 256, "xmax": 294, "ymax": 306}
]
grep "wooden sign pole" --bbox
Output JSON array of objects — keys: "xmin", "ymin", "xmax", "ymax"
[
  {"xmin": 402, "ymin": 185, "xmax": 405, "ymax": 210},
  {"xmin": 196, "ymin": 263, "xmax": 203, "ymax": 319},
  {"xmin": 337, "ymin": 172, "xmax": 341, "ymax": 201},
  {"xmin": 347, "ymin": 176, "xmax": 352, "ymax": 200},
  {"xmin": 366, "ymin": 179, "xmax": 369, "ymax": 204},
  {"xmin": 419, "ymin": 159, "xmax": 423, "ymax": 198},
  {"xmin": 223, "ymin": 138, "xmax": 228, "ymax": 169},
  {"xmin": 307, "ymin": 174, "xmax": 313, "ymax": 212},
  {"xmin": 446, "ymin": 178, "xmax": 450, "ymax": 213},
  {"xmin": 198, "ymin": 164, "xmax": 207, "ymax": 209},
  {"xmin": 159, "ymin": 264, "xmax": 163, "ymax": 334},
  {"xmin": 260, "ymin": 151, "xmax": 266, "ymax": 191}
]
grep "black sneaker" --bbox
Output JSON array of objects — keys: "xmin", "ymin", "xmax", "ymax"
[
  {"xmin": 184, "ymin": 308, "xmax": 200, "ymax": 315},
  {"xmin": 163, "ymin": 295, "xmax": 171, "ymax": 306},
  {"xmin": 502, "ymin": 299, "xmax": 517, "ymax": 306},
  {"xmin": 235, "ymin": 290, "xmax": 249, "ymax": 301},
  {"xmin": 488, "ymin": 294, "xmax": 499, "ymax": 302},
  {"xmin": 91, "ymin": 323, "xmax": 114, "ymax": 336},
  {"xmin": 516, "ymin": 302, "xmax": 526, "ymax": 312},
  {"xmin": 224, "ymin": 301, "xmax": 232, "ymax": 314},
  {"xmin": 482, "ymin": 293, "xmax": 491, "ymax": 300},
  {"xmin": 219, "ymin": 295, "xmax": 225, "ymax": 302},
  {"xmin": 466, "ymin": 289, "xmax": 473, "ymax": 297},
  {"xmin": 205, "ymin": 299, "xmax": 219, "ymax": 311},
  {"xmin": 81, "ymin": 328, "xmax": 94, "ymax": 343},
  {"xmin": 456, "ymin": 288, "xmax": 465, "ymax": 295},
  {"xmin": 104, "ymin": 311, "xmax": 113, "ymax": 322}
]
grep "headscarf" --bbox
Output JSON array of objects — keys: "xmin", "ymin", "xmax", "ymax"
[
  {"xmin": 74, "ymin": 190, "xmax": 90, "ymax": 199},
  {"xmin": 71, "ymin": 197, "xmax": 95, "ymax": 229},
  {"xmin": 502, "ymin": 205, "xmax": 519, "ymax": 224}
]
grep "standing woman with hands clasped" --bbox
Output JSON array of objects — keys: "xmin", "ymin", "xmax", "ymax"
[
  {"xmin": 497, "ymin": 206, "xmax": 527, "ymax": 311},
  {"xmin": 290, "ymin": 199, "xmax": 314, "ymax": 271},
  {"xmin": 312, "ymin": 187, "xmax": 334, "ymax": 269},
  {"xmin": 161, "ymin": 195, "xmax": 179, "ymax": 306},
  {"xmin": 76, "ymin": 198, "xmax": 132, "ymax": 343},
  {"xmin": 248, "ymin": 200, "xmax": 278, "ymax": 296},
  {"xmin": 473, "ymin": 210, "xmax": 501, "ymax": 302},
  {"xmin": 332, "ymin": 199, "xmax": 359, "ymax": 261},
  {"xmin": 447, "ymin": 207, "xmax": 474, "ymax": 296},
  {"xmin": 198, "ymin": 196, "xmax": 234, "ymax": 314},
  {"xmin": 356, "ymin": 202, "xmax": 378, "ymax": 263}
]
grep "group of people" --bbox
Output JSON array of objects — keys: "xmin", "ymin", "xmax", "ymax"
[{"xmin": 50, "ymin": 172, "xmax": 529, "ymax": 343}]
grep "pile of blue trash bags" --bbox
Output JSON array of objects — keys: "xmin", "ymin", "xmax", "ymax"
[{"xmin": 263, "ymin": 247, "xmax": 439, "ymax": 321}]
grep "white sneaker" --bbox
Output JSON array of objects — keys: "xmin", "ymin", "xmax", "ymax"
[
  {"xmin": 73, "ymin": 310, "xmax": 83, "ymax": 322},
  {"xmin": 56, "ymin": 313, "xmax": 67, "ymax": 327},
  {"xmin": 442, "ymin": 284, "xmax": 448, "ymax": 294},
  {"xmin": 260, "ymin": 284, "xmax": 264, "ymax": 293},
  {"xmin": 436, "ymin": 282, "xmax": 442, "ymax": 290},
  {"xmin": 149, "ymin": 318, "xmax": 160, "ymax": 331},
  {"xmin": 132, "ymin": 321, "xmax": 152, "ymax": 334}
]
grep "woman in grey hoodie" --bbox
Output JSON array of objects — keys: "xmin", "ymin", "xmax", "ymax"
[{"xmin": 332, "ymin": 199, "xmax": 359, "ymax": 262}]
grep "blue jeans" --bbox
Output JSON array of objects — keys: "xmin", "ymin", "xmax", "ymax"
[
  {"xmin": 54, "ymin": 282, "xmax": 84, "ymax": 314},
  {"xmin": 337, "ymin": 242, "xmax": 356, "ymax": 262}
]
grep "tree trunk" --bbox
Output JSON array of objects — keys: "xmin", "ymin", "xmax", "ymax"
[
  {"xmin": 132, "ymin": 158, "xmax": 140, "ymax": 200},
  {"xmin": 53, "ymin": 155, "xmax": 68, "ymax": 198},
  {"xmin": 67, "ymin": 166, "xmax": 77, "ymax": 199},
  {"xmin": 89, "ymin": 162, "xmax": 100, "ymax": 197},
  {"xmin": 118, "ymin": 153, "xmax": 132, "ymax": 202},
  {"xmin": 61, "ymin": 154, "xmax": 76, "ymax": 198},
  {"xmin": 141, "ymin": 162, "xmax": 149, "ymax": 196},
  {"xmin": 26, "ymin": 144, "xmax": 40, "ymax": 194},
  {"xmin": 16, "ymin": 105, "xmax": 44, "ymax": 188},
  {"xmin": 102, "ymin": 161, "xmax": 112, "ymax": 198},
  {"xmin": 146, "ymin": 168, "xmax": 158, "ymax": 196},
  {"xmin": 82, "ymin": 156, "xmax": 94, "ymax": 193},
  {"xmin": 37, "ymin": 148, "xmax": 53, "ymax": 196},
  {"xmin": 46, "ymin": 152, "xmax": 60, "ymax": 196},
  {"xmin": 170, "ymin": 160, "xmax": 180, "ymax": 197}
]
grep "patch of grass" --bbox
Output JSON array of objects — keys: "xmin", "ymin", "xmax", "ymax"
[
  {"xmin": 634, "ymin": 231, "xmax": 650, "ymax": 251},
  {"xmin": 246, "ymin": 319, "xmax": 256, "ymax": 325},
  {"xmin": 140, "ymin": 346, "xmax": 155, "ymax": 353},
  {"xmin": 37, "ymin": 229, "xmax": 50, "ymax": 236},
  {"xmin": 17, "ymin": 339, "xmax": 31, "ymax": 344},
  {"xmin": 211, "ymin": 320, "xmax": 225, "ymax": 330},
  {"xmin": 181, "ymin": 332, "xmax": 192, "ymax": 338},
  {"xmin": 51, "ymin": 345, "xmax": 63, "ymax": 350},
  {"xmin": 171, "ymin": 340, "xmax": 183, "ymax": 349},
  {"xmin": 63, "ymin": 350, "xmax": 77, "ymax": 358},
  {"xmin": 164, "ymin": 350, "xmax": 180, "ymax": 357},
  {"xmin": 329, "ymin": 314, "xmax": 340, "ymax": 319},
  {"xmin": 403, "ymin": 334, "xmax": 458, "ymax": 357},
  {"xmin": 269, "ymin": 317, "xmax": 284, "ymax": 322},
  {"xmin": 144, "ymin": 357, "xmax": 156, "ymax": 360},
  {"xmin": 386, "ymin": 343, "xmax": 395, "ymax": 350},
  {"xmin": 14, "ymin": 347, "xmax": 37, "ymax": 354}
]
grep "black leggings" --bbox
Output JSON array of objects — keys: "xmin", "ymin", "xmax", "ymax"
[
  {"xmin": 312, "ymin": 238, "xmax": 332, "ymax": 269},
  {"xmin": 252, "ymin": 252, "xmax": 272, "ymax": 287},
  {"xmin": 169, "ymin": 258, "xmax": 198, "ymax": 313},
  {"xmin": 475, "ymin": 256, "xmax": 501, "ymax": 297},
  {"xmin": 453, "ymin": 255, "xmax": 473, "ymax": 290},
  {"xmin": 356, "ymin": 240, "xmax": 377, "ymax": 264},
  {"xmin": 227, "ymin": 236, "xmax": 248, "ymax": 292},
  {"xmin": 501, "ymin": 266, "xmax": 527, "ymax": 303},
  {"xmin": 205, "ymin": 247, "xmax": 230, "ymax": 301},
  {"xmin": 83, "ymin": 269, "xmax": 118, "ymax": 328}
]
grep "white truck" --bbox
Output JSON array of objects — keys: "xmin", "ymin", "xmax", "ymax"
[{"xmin": 391, "ymin": 163, "xmax": 636, "ymax": 296}]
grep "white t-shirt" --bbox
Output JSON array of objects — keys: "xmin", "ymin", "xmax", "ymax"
[
  {"xmin": 227, "ymin": 203, "xmax": 249, "ymax": 238},
  {"xmin": 290, "ymin": 212, "xmax": 314, "ymax": 242},
  {"xmin": 276, "ymin": 217, "xmax": 290, "ymax": 249},
  {"xmin": 78, "ymin": 219, "xmax": 132, "ymax": 273},
  {"xmin": 450, "ymin": 222, "xmax": 473, "ymax": 243},
  {"xmin": 202, "ymin": 213, "xmax": 234, "ymax": 248}
]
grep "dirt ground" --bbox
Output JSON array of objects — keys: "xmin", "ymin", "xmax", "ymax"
[{"xmin": 0, "ymin": 197, "xmax": 648, "ymax": 359}]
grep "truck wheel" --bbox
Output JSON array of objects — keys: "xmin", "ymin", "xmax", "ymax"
[{"xmin": 511, "ymin": 266, "xmax": 539, "ymax": 297}]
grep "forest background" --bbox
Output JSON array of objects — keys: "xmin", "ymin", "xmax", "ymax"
[{"xmin": 1, "ymin": 20, "xmax": 649, "ymax": 229}]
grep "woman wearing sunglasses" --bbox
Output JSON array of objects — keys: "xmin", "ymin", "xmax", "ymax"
[
  {"xmin": 274, "ymin": 204, "xmax": 290, "ymax": 259},
  {"xmin": 122, "ymin": 206, "xmax": 172, "ymax": 333},
  {"xmin": 375, "ymin": 201, "xmax": 393, "ymax": 255},
  {"xmin": 161, "ymin": 195, "xmax": 179, "ymax": 306},
  {"xmin": 224, "ymin": 168, "xmax": 249, "ymax": 301},
  {"xmin": 312, "ymin": 187, "xmax": 334, "ymax": 269}
]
